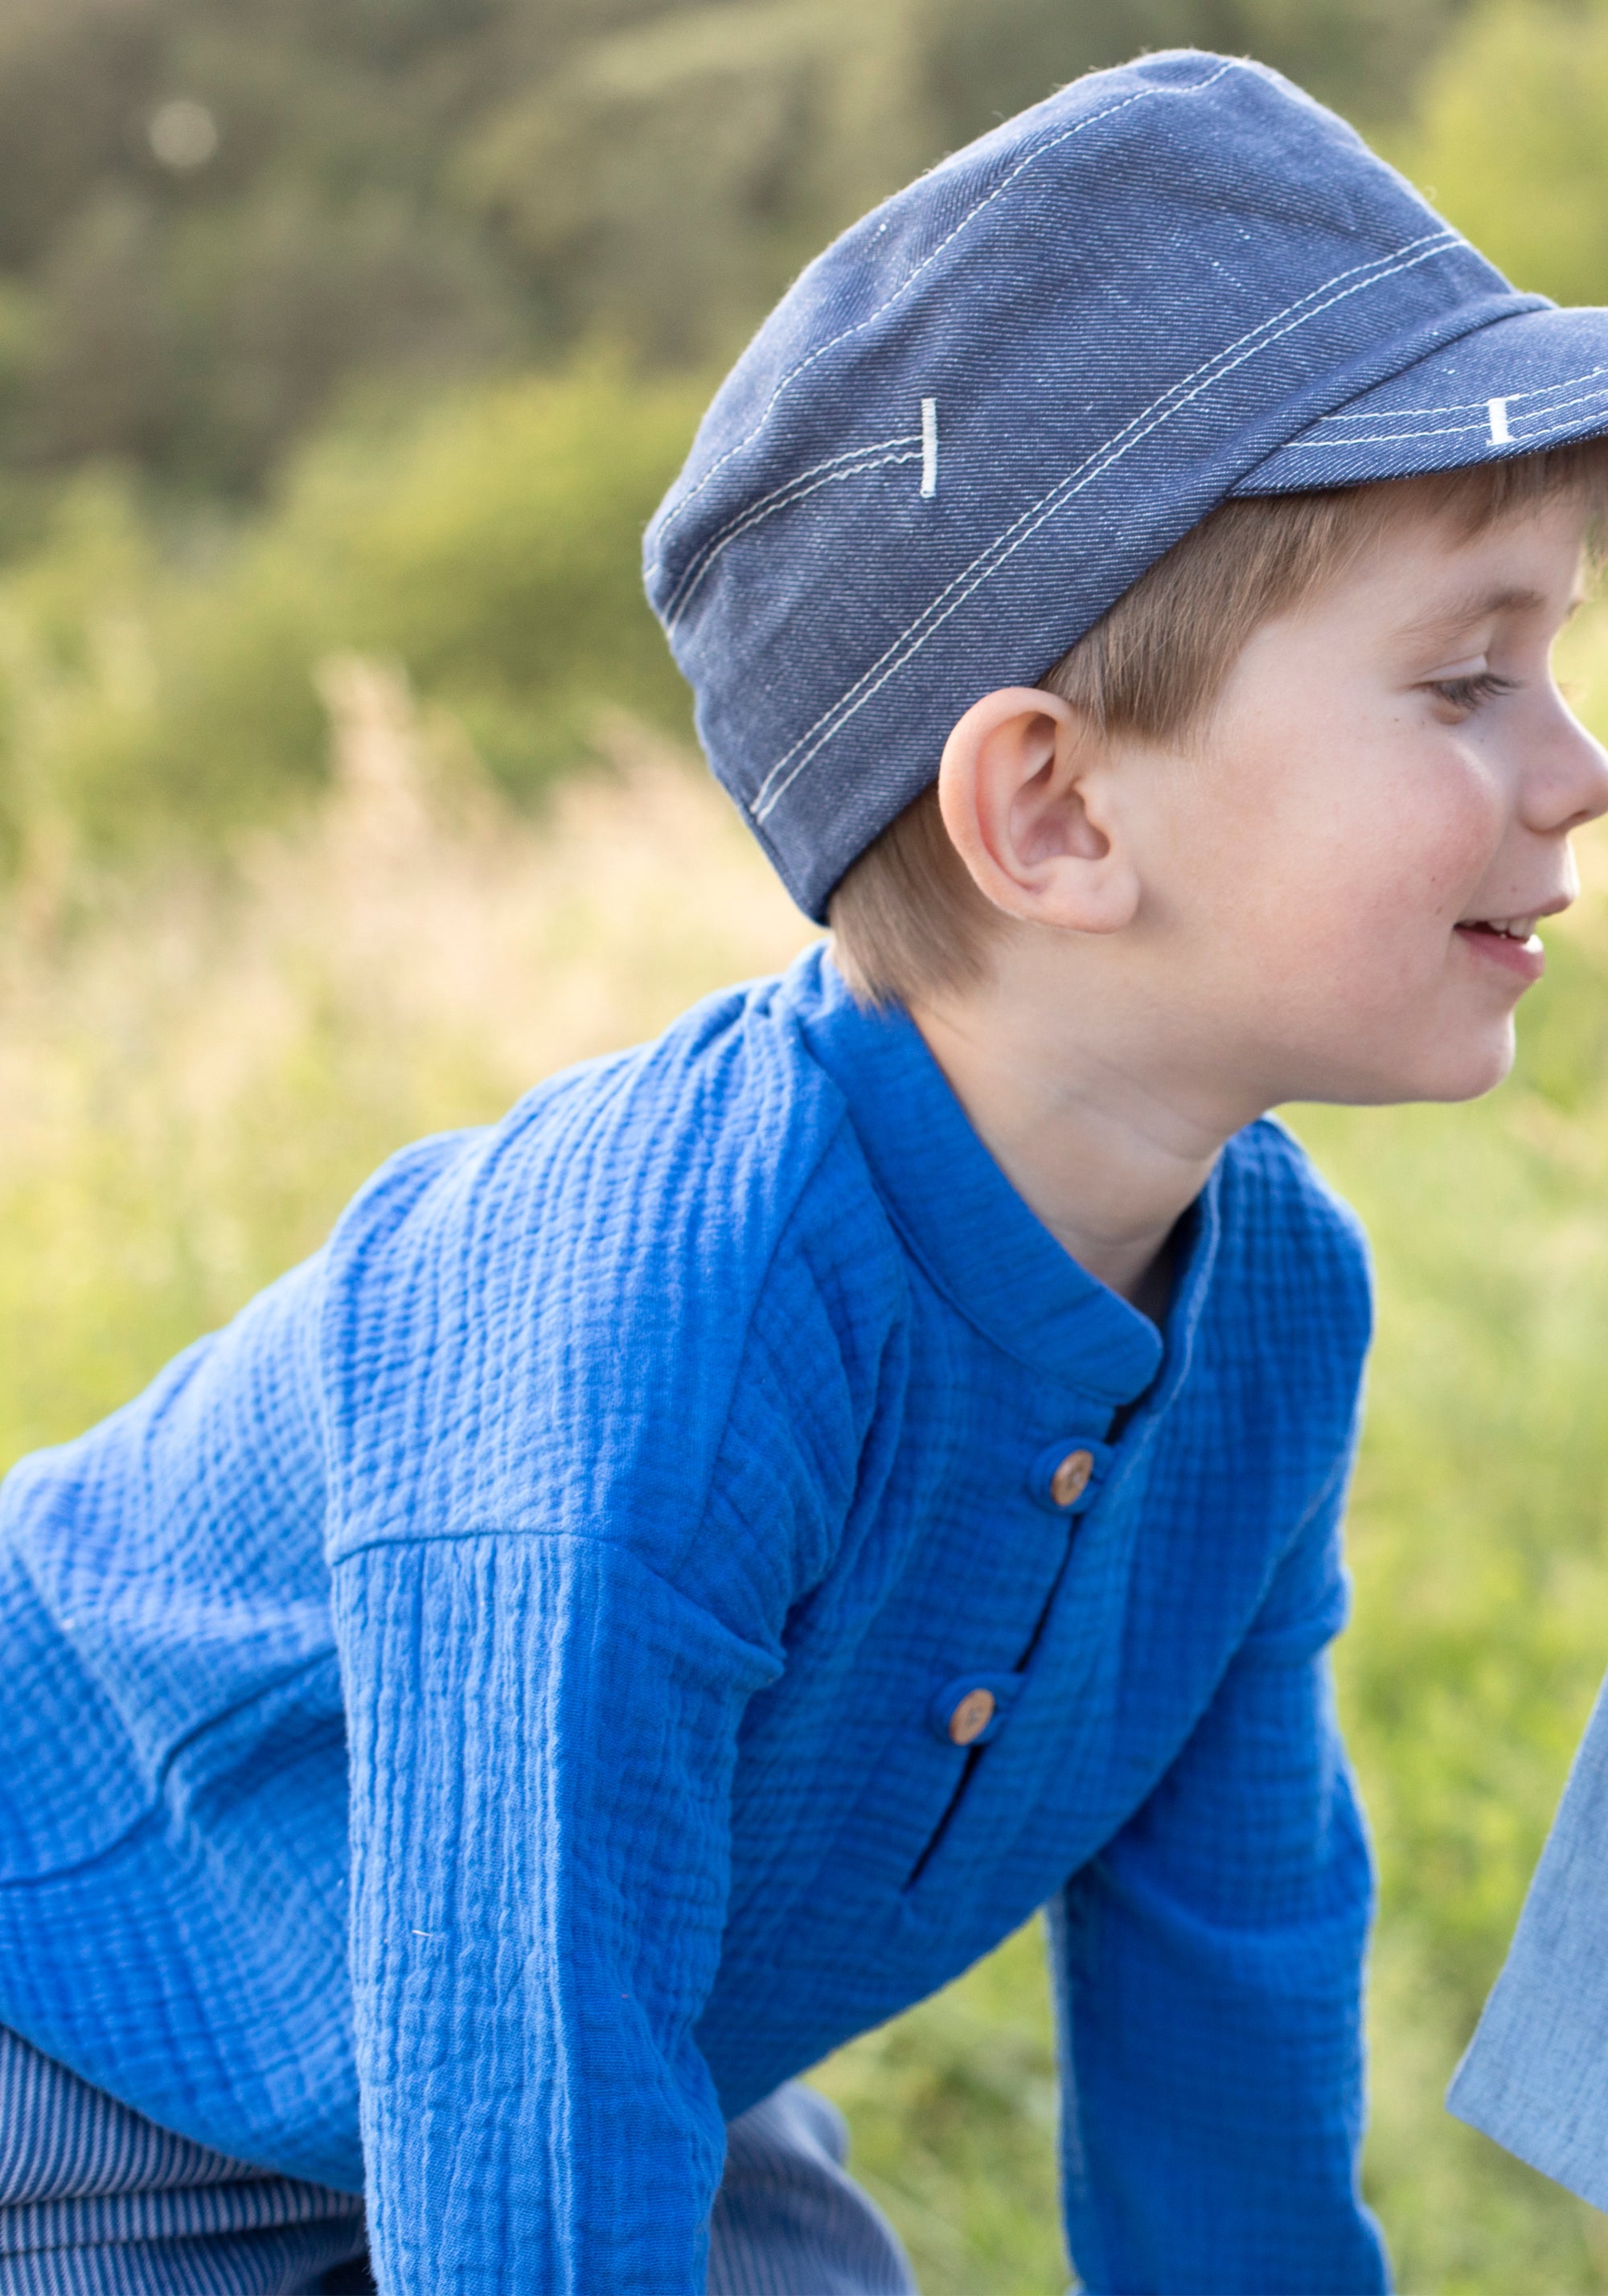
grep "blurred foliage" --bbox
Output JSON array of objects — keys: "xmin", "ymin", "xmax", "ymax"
[
  {"xmin": 0, "ymin": 0, "xmax": 1511, "ymax": 877},
  {"xmin": 0, "ymin": 0, "xmax": 1469, "ymax": 501},
  {"xmin": 0, "ymin": 359, "xmax": 703, "ymax": 871},
  {"xmin": 456, "ymin": 0, "xmax": 1465, "ymax": 364},
  {"xmin": 1399, "ymin": 0, "xmax": 1608, "ymax": 306}
]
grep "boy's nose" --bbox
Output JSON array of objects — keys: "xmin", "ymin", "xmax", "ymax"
[{"xmin": 1528, "ymin": 701, "xmax": 1608, "ymax": 834}]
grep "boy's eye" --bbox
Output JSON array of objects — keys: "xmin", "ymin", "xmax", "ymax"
[{"xmin": 1430, "ymin": 670, "xmax": 1518, "ymax": 715}]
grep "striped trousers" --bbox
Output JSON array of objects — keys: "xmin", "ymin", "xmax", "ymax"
[{"xmin": 0, "ymin": 2029, "xmax": 917, "ymax": 2294}]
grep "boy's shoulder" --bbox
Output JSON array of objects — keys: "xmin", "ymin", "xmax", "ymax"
[
  {"xmin": 1226, "ymin": 1110, "xmax": 1368, "ymax": 1236},
  {"xmin": 334, "ymin": 949, "xmax": 891, "ymax": 1273},
  {"xmin": 318, "ymin": 950, "xmax": 909, "ymax": 1589}
]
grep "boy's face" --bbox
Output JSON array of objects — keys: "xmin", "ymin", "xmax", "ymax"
[{"xmin": 1129, "ymin": 496, "xmax": 1608, "ymax": 1109}]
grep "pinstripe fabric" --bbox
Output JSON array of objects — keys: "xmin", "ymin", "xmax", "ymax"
[
  {"xmin": 0, "ymin": 2035, "xmax": 909, "ymax": 2296},
  {"xmin": 0, "ymin": 2031, "xmax": 366, "ymax": 2296},
  {"xmin": 709, "ymin": 2087, "xmax": 917, "ymax": 2296}
]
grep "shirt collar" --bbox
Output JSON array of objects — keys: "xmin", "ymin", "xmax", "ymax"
[{"xmin": 786, "ymin": 947, "xmax": 1220, "ymax": 1406}]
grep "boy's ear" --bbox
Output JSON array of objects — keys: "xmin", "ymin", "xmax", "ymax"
[{"xmin": 935, "ymin": 687, "xmax": 1141, "ymax": 933}]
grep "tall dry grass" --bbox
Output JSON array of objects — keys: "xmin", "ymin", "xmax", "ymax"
[{"xmin": 0, "ymin": 666, "xmax": 812, "ymax": 1462}]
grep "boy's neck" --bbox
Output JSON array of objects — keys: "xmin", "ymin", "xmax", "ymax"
[{"xmin": 909, "ymin": 976, "xmax": 1240, "ymax": 1317}]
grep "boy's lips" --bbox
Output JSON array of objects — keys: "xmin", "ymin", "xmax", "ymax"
[{"xmin": 1453, "ymin": 898, "xmax": 1567, "ymax": 983}]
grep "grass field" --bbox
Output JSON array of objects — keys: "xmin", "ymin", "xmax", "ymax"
[{"xmin": 6, "ymin": 638, "xmax": 1608, "ymax": 2292}]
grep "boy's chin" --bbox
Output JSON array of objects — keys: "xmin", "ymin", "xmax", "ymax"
[
  {"xmin": 1380, "ymin": 1040, "xmax": 1516, "ymax": 1109},
  {"xmin": 1283, "ymin": 1026, "xmax": 1517, "ymax": 1110},
  {"xmin": 1410, "ymin": 1025, "xmax": 1518, "ymax": 1106}
]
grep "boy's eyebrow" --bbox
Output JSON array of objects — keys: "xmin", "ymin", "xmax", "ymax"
[{"xmin": 1401, "ymin": 583, "xmax": 1559, "ymax": 646}]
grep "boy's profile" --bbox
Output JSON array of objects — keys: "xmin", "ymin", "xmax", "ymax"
[{"xmin": 4, "ymin": 46, "xmax": 1608, "ymax": 2296}]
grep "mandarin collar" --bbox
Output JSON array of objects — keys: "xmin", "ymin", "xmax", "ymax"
[{"xmin": 786, "ymin": 948, "xmax": 1220, "ymax": 1408}]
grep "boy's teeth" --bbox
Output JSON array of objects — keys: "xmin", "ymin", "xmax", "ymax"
[{"xmin": 1460, "ymin": 911, "xmax": 1545, "ymax": 939}]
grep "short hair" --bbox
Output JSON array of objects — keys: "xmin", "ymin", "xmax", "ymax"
[{"xmin": 829, "ymin": 444, "xmax": 1608, "ymax": 1010}]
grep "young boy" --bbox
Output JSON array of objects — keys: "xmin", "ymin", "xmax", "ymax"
[{"xmin": 4, "ymin": 47, "xmax": 1608, "ymax": 2296}]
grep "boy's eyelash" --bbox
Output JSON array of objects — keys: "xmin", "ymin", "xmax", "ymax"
[{"xmin": 1431, "ymin": 670, "xmax": 1517, "ymax": 711}]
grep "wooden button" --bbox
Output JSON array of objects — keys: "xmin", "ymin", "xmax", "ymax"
[
  {"xmin": 1049, "ymin": 1447, "xmax": 1095, "ymax": 1508},
  {"xmin": 947, "ymin": 1687, "xmax": 996, "ymax": 1746}
]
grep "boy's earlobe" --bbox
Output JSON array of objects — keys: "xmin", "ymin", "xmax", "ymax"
[{"xmin": 937, "ymin": 687, "xmax": 1141, "ymax": 936}]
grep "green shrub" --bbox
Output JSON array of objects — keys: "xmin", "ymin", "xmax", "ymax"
[
  {"xmin": 1398, "ymin": 0, "xmax": 1608, "ymax": 304},
  {"xmin": 0, "ymin": 358, "xmax": 705, "ymax": 869}
]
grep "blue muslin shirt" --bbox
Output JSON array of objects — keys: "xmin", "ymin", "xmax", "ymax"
[{"xmin": 0, "ymin": 946, "xmax": 1387, "ymax": 2294}]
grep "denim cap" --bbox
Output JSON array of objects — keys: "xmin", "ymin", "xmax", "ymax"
[{"xmin": 644, "ymin": 49, "xmax": 1608, "ymax": 922}]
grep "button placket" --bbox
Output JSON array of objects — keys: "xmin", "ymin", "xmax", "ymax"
[{"xmin": 906, "ymin": 1431, "xmax": 1120, "ymax": 1888}]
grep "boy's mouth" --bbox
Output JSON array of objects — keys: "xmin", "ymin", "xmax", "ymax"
[{"xmin": 1453, "ymin": 904, "xmax": 1560, "ymax": 982}]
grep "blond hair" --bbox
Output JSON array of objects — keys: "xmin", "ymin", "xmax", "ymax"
[{"xmin": 829, "ymin": 447, "xmax": 1608, "ymax": 1009}]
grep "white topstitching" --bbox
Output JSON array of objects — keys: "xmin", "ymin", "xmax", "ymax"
[
  {"xmin": 646, "ymin": 60, "xmax": 1242, "ymax": 578},
  {"xmin": 749, "ymin": 232, "xmax": 1461, "ymax": 824},
  {"xmin": 1282, "ymin": 375, "xmax": 1608, "ymax": 449}
]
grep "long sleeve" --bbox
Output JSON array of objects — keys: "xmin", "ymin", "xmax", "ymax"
[
  {"xmin": 333, "ymin": 1533, "xmax": 782, "ymax": 2295},
  {"xmin": 313, "ymin": 1019, "xmax": 891, "ymax": 2294},
  {"xmin": 1051, "ymin": 1471, "xmax": 1389, "ymax": 2296}
]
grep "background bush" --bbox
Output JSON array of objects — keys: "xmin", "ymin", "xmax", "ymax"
[{"xmin": 0, "ymin": 360, "xmax": 703, "ymax": 868}]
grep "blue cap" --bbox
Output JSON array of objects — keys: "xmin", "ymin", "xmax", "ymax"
[{"xmin": 644, "ymin": 50, "xmax": 1608, "ymax": 922}]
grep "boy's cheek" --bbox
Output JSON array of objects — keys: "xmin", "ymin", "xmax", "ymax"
[
  {"xmin": 1325, "ymin": 792, "xmax": 1505, "ymax": 958},
  {"xmin": 1142, "ymin": 736, "xmax": 1506, "ymax": 995}
]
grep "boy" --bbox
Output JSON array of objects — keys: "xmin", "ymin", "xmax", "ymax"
[{"xmin": 4, "ymin": 45, "xmax": 1608, "ymax": 2296}]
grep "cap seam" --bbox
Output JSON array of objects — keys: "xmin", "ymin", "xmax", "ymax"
[
  {"xmin": 663, "ymin": 429, "xmax": 922, "ymax": 625},
  {"xmin": 1291, "ymin": 377, "xmax": 1608, "ymax": 446},
  {"xmin": 646, "ymin": 57, "xmax": 1245, "ymax": 576},
  {"xmin": 1313, "ymin": 360, "xmax": 1608, "ymax": 424},
  {"xmin": 666, "ymin": 438, "xmax": 924, "ymax": 629},
  {"xmin": 750, "ymin": 230, "xmax": 1462, "ymax": 830}
]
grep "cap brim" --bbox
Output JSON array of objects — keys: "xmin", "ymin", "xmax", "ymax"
[{"xmin": 1234, "ymin": 304, "xmax": 1608, "ymax": 494}]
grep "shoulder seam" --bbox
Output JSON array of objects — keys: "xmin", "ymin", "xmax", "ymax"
[
  {"xmin": 667, "ymin": 1099, "xmax": 871, "ymax": 1587},
  {"xmin": 329, "ymin": 1524, "xmax": 781, "ymax": 1679}
]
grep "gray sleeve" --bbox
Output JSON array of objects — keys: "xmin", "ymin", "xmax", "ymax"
[{"xmin": 1447, "ymin": 1669, "xmax": 1608, "ymax": 2208}]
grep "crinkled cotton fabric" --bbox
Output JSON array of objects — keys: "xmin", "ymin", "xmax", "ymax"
[{"xmin": 0, "ymin": 948, "xmax": 1386, "ymax": 2294}]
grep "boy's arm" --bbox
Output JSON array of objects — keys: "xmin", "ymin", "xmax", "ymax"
[
  {"xmin": 333, "ymin": 1529, "xmax": 781, "ymax": 2296},
  {"xmin": 1049, "ymin": 1462, "xmax": 1390, "ymax": 2296},
  {"xmin": 318, "ymin": 1100, "xmax": 888, "ymax": 2295}
]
